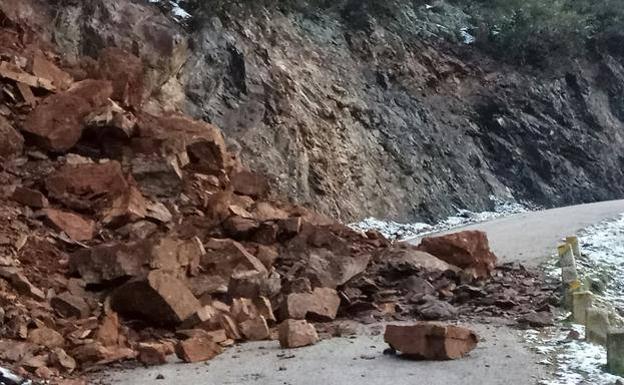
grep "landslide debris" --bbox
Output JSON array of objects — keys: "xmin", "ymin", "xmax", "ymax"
[{"xmin": 0, "ymin": 9, "xmax": 555, "ymax": 385}]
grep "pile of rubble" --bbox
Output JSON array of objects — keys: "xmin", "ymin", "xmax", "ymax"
[{"xmin": 0, "ymin": 13, "xmax": 555, "ymax": 384}]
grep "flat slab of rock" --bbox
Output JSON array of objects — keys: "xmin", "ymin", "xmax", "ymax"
[
  {"xmin": 384, "ymin": 323, "xmax": 478, "ymax": 360},
  {"xmin": 175, "ymin": 337, "xmax": 223, "ymax": 363},
  {"xmin": 281, "ymin": 287, "xmax": 340, "ymax": 321},
  {"xmin": 417, "ymin": 231, "xmax": 497, "ymax": 278},
  {"xmin": 0, "ymin": 115, "xmax": 24, "ymax": 159},
  {"xmin": 43, "ymin": 208, "xmax": 95, "ymax": 241}
]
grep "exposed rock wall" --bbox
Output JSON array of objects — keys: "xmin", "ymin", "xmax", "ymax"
[{"xmin": 10, "ymin": 0, "xmax": 624, "ymax": 222}]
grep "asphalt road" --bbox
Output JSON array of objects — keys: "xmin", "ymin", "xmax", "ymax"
[{"xmin": 102, "ymin": 199, "xmax": 624, "ymax": 385}]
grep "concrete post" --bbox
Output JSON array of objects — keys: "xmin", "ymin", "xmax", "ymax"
[
  {"xmin": 586, "ymin": 307, "xmax": 610, "ymax": 345},
  {"xmin": 572, "ymin": 291, "xmax": 593, "ymax": 325},
  {"xmin": 565, "ymin": 236, "xmax": 581, "ymax": 258},
  {"xmin": 558, "ymin": 243, "xmax": 576, "ymax": 268},
  {"xmin": 559, "ymin": 243, "xmax": 580, "ymax": 310},
  {"xmin": 607, "ymin": 329, "xmax": 624, "ymax": 376}
]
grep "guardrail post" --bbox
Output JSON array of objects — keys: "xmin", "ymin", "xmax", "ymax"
[
  {"xmin": 559, "ymin": 243, "xmax": 579, "ymax": 309},
  {"xmin": 607, "ymin": 329, "xmax": 624, "ymax": 376},
  {"xmin": 586, "ymin": 307, "xmax": 610, "ymax": 345},
  {"xmin": 572, "ymin": 291, "xmax": 593, "ymax": 324},
  {"xmin": 565, "ymin": 236, "xmax": 581, "ymax": 258}
]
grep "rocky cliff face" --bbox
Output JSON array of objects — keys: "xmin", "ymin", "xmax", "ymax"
[{"xmin": 8, "ymin": 0, "xmax": 624, "ymax": 222}]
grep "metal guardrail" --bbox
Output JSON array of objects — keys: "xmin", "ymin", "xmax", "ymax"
[{"xmin": 558, "ymin": 236, "xmax": 624, "ymax": 376}]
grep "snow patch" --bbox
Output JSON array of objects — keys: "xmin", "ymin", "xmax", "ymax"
[{"xmin": 350, "ymin": 196, "xmax": 528, "ymax": 240}]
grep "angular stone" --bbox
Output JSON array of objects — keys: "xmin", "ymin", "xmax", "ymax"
[
  {"xmin": 130, "ymin": 154, "xmax": 183, "ymax": 197},
  {"xmin": 0, "ymin": 266, "xmax": 45, "ymax": 300},
  {"xmin": 254, "ymin": 296, "xmax": 276, "ymax": 323},
  {"xmin": 69, "ymin": 241, "xmax": 149, "ymax": 285},
  {"xmin": 418, "ymin": 231, "xmax": 497, "ymax": 278},
  {"xmin": 255, "ymin": 245, "xmax": 279, "ymax": 270},
  {"xmin": 70, "ymin": 342, "xmax": 136, "ymax": 366},
  {"xmin": 85, "ymin": 99, "xmax": 136, "ymax": 137},
  {"xmin": 150, "ymin": 236, "xmax": 203, "ymax": 277},
  {"xmin": 43, "ymin": 208, "xmax": 95, "ymax": 241},
  {"xmin": 230, "ymin": 298, "xmax": 260, "ymax": 323},
  {"xmin": 219, "ymin": 314, "xmax": 242, "ymax": 340},
  {"xmin": 252, "ymin": 222, "xmax": 279, "ymax": 245},
  {"xmin": 110, "ymin": 270, "xmax": 201, "ymax": 326},
  {"xmin": 202, "ymin": 238, "xmax": 268, "ymax": 279},
  {"xmin": 518, "ymin": 311, "xmax": 554, "ymax": 328},
  {"xmin": 175, "ymin": 337, "xmax": 223, "ymax": 363},
  {"xmin": 376, "ymin": 245, "xmax": 458, "ymax": 273},
  {"xmin": 95, "ymin": 312, "xmax": 120, "ymax": 347},
  {"xmin": 230, "ymin": 170, "xmax": 268, "ymax": 198},
  {"xmin": 252, "ymin": 202, "xmax": 289, "ymax": 221},
  {"xmin": 30, "ymin": 50, "xmax": 73, "ymax": 90},
  {"xmin": 277, "ymin": 217, "xmax": 302, "ymax": 239},
  {"xmin": 101, "ymin": 186, "xmax": 147, "ymax": 227},
  {"xmin": 0, "ymin": 115, "xmax": 24, "ymax": 159},
  {"xmin": 180, "ymin": 305, "xmax": 220, "ymax": 330},
  {"xmin": 98, "ymin": 47, "xmax": 144, "ymax": 108},
  {"xmin": 21, "ymin": 80, "xmax": 113, "ymax": 151},
  {"xmin": 281, "ymin": 287, "xmax": 340, "ymax": 321},
  {"xmin": 222, "ymin": 215, "xmax": 260, "ymax": 239},
  {"xmin": 0, "ymin": 61, "xmax": 54, "ymax": 90},
  {"xmin": 49, "ymin": 348, "xmax": 76, "ymax": 373},
  {"xmin": 28, "ymin": 327, "xmax": 64, "ymax": 348},
  {"xmin": 239, "ymin": 316, "xmax": 270, "ymax": 341},
  {"xmin": 11, "ymin": 186, "xmax": 48, "ymax": 208},
  {"xmin": 278, "ymin": 319, "xmax": 319, "ymax": 348},
  {"xmin": 51, "ymin": 292, "xmax": 90, "ymax": 319},
  {"xmin": 145, "ymin": 201, "xmax": 173, "ymax": 223},
  {"xmin": 137, "ymin": 342, "xmax": 168, "ymax": 366},
  {"xmin": 45, "ymin": 161, "xmax": 128, "ymax": 200},
  {"xmin": 384, "ymin": 323, "xmax": 478, "ymax": 360},
  {"xmin": 227, "ymin": 270, "xmax": 279, "ymax": 299}
]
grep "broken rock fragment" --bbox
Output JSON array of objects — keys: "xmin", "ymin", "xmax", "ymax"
[
  {"xmin": 51, "ymin": 292, "xmax": 90, "ymax": 319},
  {"xmin": 45, "ymin": 161, "xmax": 128, "ymax": 201},
  {"xmin": 384, "ymin": 323, "xmax": 478, "ymax": 360},
  {"xmin": 0, "ymin": 266, "xmax": 45, "ymax": 300},
  {"xmin": 137, "ymin": 342, "xmax": 169, "ymax": 366},
  {"xmin": 418, "ymin": 231, "xmax": 497, "ymax": 278},
  {"xmin": 0, "ymin": 115, "xmax": 24, "ymax": 159},
  {"xmin": 239, "ymin": 316, "xmax": 270, "ymax": 341},
  {"xmin": 43, "ymin": 208, "xmax": 95, "ymax": 241},
  {"xmin": 11, "ymin": 186, "xmax": 48, "ymax": 208},
  {"xmin": 98, "ymin": 47, "xmax": 144, "ymax": 108},
  {"xmin": 111, "ymin": 270, "xmax": 201, "ymax": 326},
  {"xmin": 69, "ymin": 241, "xmax": 149, "ymax": 285},
  {"xmin": 281, "ymin": 287, "xmax": 340, "ymax": 321},
  {"xmin": 175, "ymin": 337, "xmax": 223, "ymax": 363},
  {"xmin": 278, "ymin": 319, "xmax": 319, "ymax": 348}
]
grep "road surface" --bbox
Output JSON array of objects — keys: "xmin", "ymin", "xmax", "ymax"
[{"xmin": 102, "ymin": 199, "xmax": 624, "ymax": 385}]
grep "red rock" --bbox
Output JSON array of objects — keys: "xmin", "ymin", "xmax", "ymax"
[
  {"xmin": 137, "ymin": 342, "xmax": 169, "ymax": 366},
  {"xmin": 252, "ymin": 202, "xmax": 289, "ymax": 221},
  {"xmin": 149, "ymin": 236, "xmax": 203, "ymax": 277},
  {"xmin": 45, "ymin": 161, "xmax": 128, "ymax": 200},
  {"xmin": 230, "ymin": 170, "xmax": 268, "ymax": 198},
  {"xmin": 85, "ymin": 99, "xmax": 137, "ymax": 137},
  {"xmin": 376, "ymin": 245, "xmax": 458, "ymax": 273},
  {"xmin": 219, "ymin": 314, "xmax": 242, "ymax": 340},
  {"xmin": 98, "ymin": 47, "xmax": 144, "ymax": 108},
  {"xmin": 11, "ymin": 186, "xmax": 48, "ymax": 208},
  {"xmin": 222, "ymin": 215, "xmax": 260, "ymax": 239},
  {"xmin": 51, "ymin": 292, "xmax": 90, "ymax": 319},
  {"xmin": 180, "ymin": 305, "xmax": 220, "ymax": 330},
  {"xmin": 202, "ymin": 238, "xmax": 268, "ymax": 279},
  {"xmin": 239, "ymin": 316, "xmax": 270, "ymax": 341},
  {"xmin": 0, "ymin": 340, "xmax": 36, "ymax": 363},
  {"xmin": 278, "ymin": 319, "xmax": 319, "ymax": 348},
  {"xmin": 30, "ymin": 50, "xmax": 73, "ymax": 90},
  {"xmin": 205, "ymin": 329, "xmax": 228, "ymax": 344},
  {"xmin": 95, "ymin": 312, "xmax": 120, "ymax": 346},
  {"xmin": 28, "ymin": 327, "xmax": 64, "ymax": 348},
  {"xmin": 254, "ymin": 296, "xmax": 276, "ymax": 323},
  {"xmin": 0, "ymin": 266, "xmax": 45, "ymax": 300},
  {"xmin": 417, "ymin": 231, "xmax": 497, "ymax": 278},
  {"xmin": 281, "ymin": 287, "xmax": 340, "ymax": 321},
  {"xmin": 69, "ymin": 241, "xmax": 149, "ymax": 285},
  {"xmin": 130, "ymin": 154, "xmax": 183, "ymax": 197},
  {"xmin": 0, "ymin": 115, "xmax": 24, "ymax": 159},
  {"xmin": 277, "ymin": 217, "xmax": 302, "ymax": 239},
  {"xmin": 21, "ymin": 80, "xmax": 112, "ymax": 152},
  {"xmin": 384, "ymin": 323, "xmax": 478, "ymax": 360},
  {"xmin": 101, "ymin": 186, "xmax": 148, "ymax": 227},
  {"xmin": 227, "ymin": 270, "xmax": 279, "ymax": 299},
  {"xmin": 255, "ymin": 245, "xmax": 279, "ymax": 270},
  {"xmin": 110, "ymin": 270, "xmax": 201, "ymax": 326},
  {"xmin": 43, "ymin": 208, "xmax": 95, "ymax": 241},
  {"xmin": 175, "ymin": 337, "xmax": 223, "ymax": 363},
  {"xmin": 34, "ymin": 366, "xmax": 55, "ymax": 380},
  {"xmin": 70, "ymin": 342, "xmax": 136, "ymax": 366},
  {"xmin": 230, "ymin": 298, "xmax": 260, "ymax": 323},
  {"xmin": 49, "ymin": 348, "xmax": 76, "ymax": 373}
]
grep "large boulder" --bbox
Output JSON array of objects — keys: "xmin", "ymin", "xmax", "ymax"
[
  {"xmin": 69, "ymin": 241, "xmax": 150, "ymax": 285},
  {"xmin": 45, "ymin": 161, "xmax": 128, "ymax": 201},
  {"xmin": 97, "ymin": 47, "xmax": 144, "ymax": 108},
  {"xmin": 21, "ymin": 80, "xmax": 113, "ymax": 151},
  {"xmin": 281, "ymin": 287, "xmax": 341, "ymax": 321},
  {"xmin": 417, "ymin": 231, "xmax": 497, "ymax": 278},
  {"xmin": 384, "ymin": 323, "xmax": 478, "ymax": 360},
  {"xmin": 110, "ymin": 270, "xmax": 201, "ymax": 326}
]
